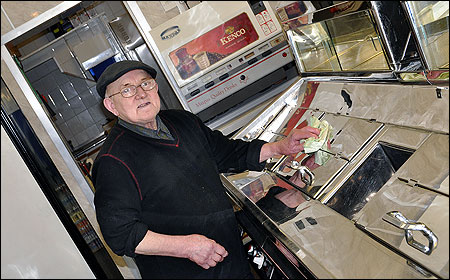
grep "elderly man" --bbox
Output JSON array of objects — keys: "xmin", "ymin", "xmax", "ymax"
[{"xmin": 92, "ymin": 60, "xmax": 319, "ymax": 279}]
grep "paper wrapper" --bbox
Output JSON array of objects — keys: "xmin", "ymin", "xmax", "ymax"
[{"xmin": 303, "ymin": 116, "xmax": 333, "ymax": 165}]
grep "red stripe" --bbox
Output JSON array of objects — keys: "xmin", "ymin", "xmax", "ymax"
[
  {"xmin": 99, "ymin": 154, "xmax": 143, "ymax": 201},
  {"xmin": 108, "ymin": 131, "xmax": 125, "ymax": 153},
  {"xmin": 159, "ymin": 116, "xmax": 180, "ymax": 147}
]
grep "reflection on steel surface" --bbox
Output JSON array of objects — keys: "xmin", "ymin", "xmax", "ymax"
[
  {"xmin": 325, "ymin": 143, "xmax": 413, "ymax": 220},
  {"xmin": 286, "ymin": 161, "xmax": 315, "ymax": 187},
  {"xmin": 395, "ymin": 134, "xmax": 450, "ymax": 195}
]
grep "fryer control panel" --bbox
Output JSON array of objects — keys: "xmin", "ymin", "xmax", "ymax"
[{"xmin": 181, "ymin": 35, "xmax": 293, "ymax": 114}]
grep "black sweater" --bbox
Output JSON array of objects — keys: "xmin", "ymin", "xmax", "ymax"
[{"xmin": 92, "ymin": 110, "xmax": 266, "ymax": 278}]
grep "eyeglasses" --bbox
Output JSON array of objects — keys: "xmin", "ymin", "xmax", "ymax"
[{"xmin": 108, "ymin": 79, "xmax": 157, "ymax": 98}]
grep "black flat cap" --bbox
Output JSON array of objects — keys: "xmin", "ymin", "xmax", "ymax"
[{"xmin": 96, "ymin": 60, "xmax": 157, "ymax": 99}]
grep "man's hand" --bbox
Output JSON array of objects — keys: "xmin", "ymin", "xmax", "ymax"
[
  {"xmin": 184, "ymin": 234, "xmax": 228, "ymax": 269},
  {"xmin": 260, "ymin": 126, "xmax": 320, "ymax": 162},
  {"xmin": 135, "ymin": 231, "xmax": 228, "ymax": 269}
]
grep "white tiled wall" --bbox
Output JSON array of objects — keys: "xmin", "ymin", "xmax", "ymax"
[
  {"xmin": 25, "ymin": 58, "xmax": 111, "ymax": 150},
  {"xmin": 19, "ymin": 2, "xmax": 128, "ymax": 151}
]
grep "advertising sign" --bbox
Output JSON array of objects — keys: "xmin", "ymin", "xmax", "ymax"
[{"xmin": 168, "ymin": 13, "xmax": 259, "ymax": 80}]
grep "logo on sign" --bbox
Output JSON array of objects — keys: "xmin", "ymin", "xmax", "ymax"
[
  {"xmin": 220, "ymin": 27, "xmax": 246, "ymax": 45},
  {"xmin": 160, "ymin": 26, "xmax": 180, "ymax": 40}
]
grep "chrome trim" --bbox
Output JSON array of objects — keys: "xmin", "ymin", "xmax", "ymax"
[
  {"xmin": 370, "ymin": 1, "xmax": 399, "ymax": 71},
  {"xmin": 401, "ymin": 2, "xmax": 431, "ymax": 70}
]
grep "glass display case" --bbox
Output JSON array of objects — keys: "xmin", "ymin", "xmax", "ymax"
[
  {"xmin": 286, "ymin": 6, "xmax": 390, "ymax": 73},
  {"xmin": 403, "ymin": 1, "xmax": 449, "ymax": 70}
]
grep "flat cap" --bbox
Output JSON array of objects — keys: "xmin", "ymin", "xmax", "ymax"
[{"xmin": 96, "ymin": 60, "xmax": 157, "ymax": 99}]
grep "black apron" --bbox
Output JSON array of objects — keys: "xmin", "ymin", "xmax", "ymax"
[{"xmin": 135, "ymin": 208, "xmax": 251, "ymax": 279}]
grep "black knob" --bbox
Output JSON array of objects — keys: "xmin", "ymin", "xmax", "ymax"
[{"xmin": 240, "ymin": 75, "xmax": 246, "ymax": 80}]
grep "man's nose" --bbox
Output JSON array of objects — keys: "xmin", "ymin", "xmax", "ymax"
[{"xmin": 135, "ymin": 85, "xmax": 147, "ymax": 98}]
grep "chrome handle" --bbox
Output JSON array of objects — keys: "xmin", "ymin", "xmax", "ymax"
[
  {"xmin": 289, "ymin": 161, "xmax": 315, "ymax": 187},
  {"xmin": 382, "ymin": 211, "xmax": 438, "ymax": 255},
  {"xmin": 299, "ymin": 166, "xmax": 315, "ymax": 187}
]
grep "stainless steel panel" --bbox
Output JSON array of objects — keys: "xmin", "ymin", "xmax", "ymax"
[
  {"xmin": 275, "ymin": 114, "xmax": 383, "ymax": 199},
  {"xmin": 355, "ymin": 178, "xmax": 449, "ymax": 278},
  {"xmin": 318, "ymin": 125, "xmax": 429, "ymax": 217},
  {"xmin": 280, "ymin": 156, "xmax": 347, "ymax": 198},
  {"xmin": 376, "ymin": 126, "xmax": 431, "ymax": 150},
  {"xmin": 225, "ymin": 171, "xmax": 277, "ymax": 204},
  {"xmin": 321, "ymin": 114, "xmax": 383, "ymax": 160},
  {"xmin": 289, "ymin": 81, "xmax": 449, "ymax": 135},
  {"xmin": 325, "ymin": 143, "xmax": 413, "ymax": 220},
  {"xmin": 306, "ymin": 82, "xmax": 350, "ymax": 114},
  {"xmin": 109, "ymin": 13, "xmax": 144, "ymax": 51},
  {"xmin": 220, "ymin": 173, "xmax": 270, "ymax": 226},
  {"xmin": 277, "ymin": 200, "xmax": 435, "ymax": 278},
  {"xmin": 72, "ymin": 33, "xmax": 115, "ymax": 70},
  {"xmin": 224, "ymin": 171, "xmax": 311, "ymax": 224},
  {"xmin": 395, "ymin": 133, "xmax": 449, "ymax": 195},
  {"xmin": 233, "ymin": 78, "xmax": 305, "ymax": 141},
  {"xmin": 222, "ymin": 172, "xmax": 434, "ymax": 278},
  {"xmin": 370, "ymin": 1, "xmax": 425, "ymax": 72},
  {"xmin": 263, "ymin": 109, "xmax": 323, "ymax": 143}
]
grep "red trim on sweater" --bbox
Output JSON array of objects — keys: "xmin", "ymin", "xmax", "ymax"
[
  {"xmin": 99, "ymin": 154, "xmax": 143, "ymax": 201},
  {"xmin": 159, "ymin": 116, "xmax": 180, "ymax": 147},
  {"xmin": 108, "ymin": 131, "xmax": 125, "ymax": 153}
]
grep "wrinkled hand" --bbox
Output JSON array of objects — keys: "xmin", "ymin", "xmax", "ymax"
[
  {"xmin": 259, "ymin": 126, "xmax": 320, "ymax": 162},
  {"xmin": 278, "ymin": 126, "xmax": 320, "ymax": 156},
  {"xmin": 185, "ymin": 234, "xmax": 228, "ymax": 269}
]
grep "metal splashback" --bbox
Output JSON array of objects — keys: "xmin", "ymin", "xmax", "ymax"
[{"xmin": 235, "ymin": 80, "xmax": 449, "ymax": 140}]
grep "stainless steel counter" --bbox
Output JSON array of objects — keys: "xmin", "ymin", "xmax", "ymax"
[{"xmin": 222, "ymin": 78, "xmax": 448, "ymax": 278}]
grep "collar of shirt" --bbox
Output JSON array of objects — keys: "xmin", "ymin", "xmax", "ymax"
[{"xmin": 118, "ymin": 116, "xmax": 174, "ymax": 140}]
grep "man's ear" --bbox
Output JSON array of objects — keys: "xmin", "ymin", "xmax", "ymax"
[{"xmin": 103, "ymin": 98, "xmax": 119, "ymax": 116}]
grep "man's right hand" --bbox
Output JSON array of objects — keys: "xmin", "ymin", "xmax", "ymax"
[
  {"xmin": 135, "ymin": 230, "xmax": 228, "ymax": 269},
  {"xmin": 184, "ymin": 234, "xmax": 228, "ymax": 269}
]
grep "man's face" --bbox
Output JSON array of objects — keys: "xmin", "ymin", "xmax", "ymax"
[{"xmin": 103, "ymin": 69, "xmax": 161, "ymax": 129}]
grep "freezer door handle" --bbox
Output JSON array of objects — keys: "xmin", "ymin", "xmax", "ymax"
[{"xmin": 382, "ymin": 211, "xmax": 438, "ymax": 255}]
